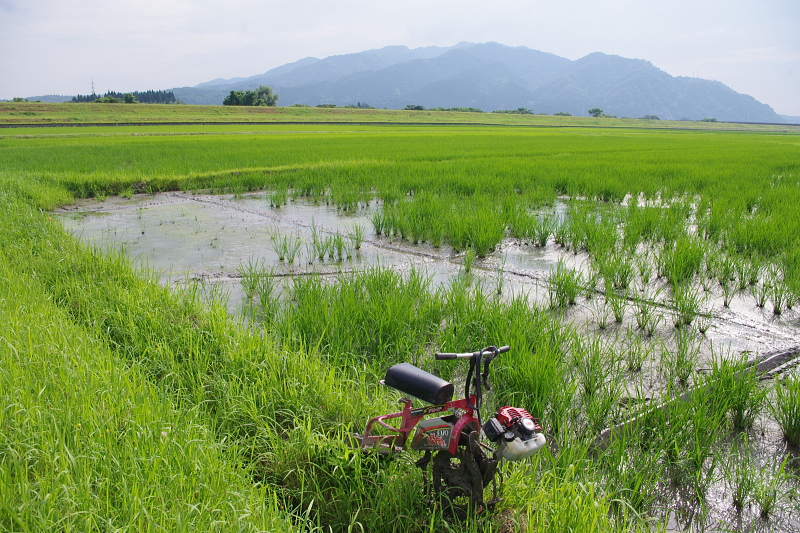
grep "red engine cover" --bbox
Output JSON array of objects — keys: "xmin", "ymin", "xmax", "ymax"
[{"xmin": 496, "ymin": 406, "xmax": 540, "ymax": 430}]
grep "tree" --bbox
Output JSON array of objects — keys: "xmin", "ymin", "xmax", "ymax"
[
  {"xmin": 641, "ymin": 115, "xmax": 659, "ymax": 120},
  {"xmin": 223, "ymin": 85, "xmax": 278, "ymax": 106},
  {"xmin": 123, "ymin": 93, "xmax": 137, "ymax": 104},
  {"xmin": 554, "ymin": 111, "xmax": 572, "ymax": 116},
  {"xmin": 588, "ymin": 108, "xmax": 603, "ymax": 117},
  {"xmin": 404, "ymin": 105, "xmax": 425, "ymax": 111}
]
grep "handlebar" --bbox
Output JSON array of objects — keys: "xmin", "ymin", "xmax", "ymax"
[{"xmin": 435, "ymin": 345, "xmax": 509, "ymax": 360}]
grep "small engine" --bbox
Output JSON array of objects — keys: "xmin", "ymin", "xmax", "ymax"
[{"xmin": 482, "ymin": 406, "xmax": 546, "ymax": 461}]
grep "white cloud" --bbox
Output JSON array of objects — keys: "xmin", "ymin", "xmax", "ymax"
[{"xmin": 1, "ymin": 0, "xmax": 798, "ymax": 113}]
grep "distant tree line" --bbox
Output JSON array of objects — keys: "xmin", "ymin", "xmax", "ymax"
[
  {"xmin": 429, "ymin": 107, "xmax": 484, "ymax": 113},
  {"xmin": 222, "ymin": 86, "xmax": 278, "ymax": 106},
  {"xmin": 70, "ymin": 90, "xmax": 181, "ymax": 104},
  {"xmin": 492, "ymin": 108, "xmax": 535, "ymax": 115}
]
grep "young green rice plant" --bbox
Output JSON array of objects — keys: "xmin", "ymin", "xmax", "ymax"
[
  {"xmin": 716, "ymin": 253, "xmax": 737, "ymax": 288},
  {"xmin": 256, "ymin": 267, "xmax": 280, "ymax": 323},
  {"xmin": 753, "ymin": 455, "xmax": 789, "ymax": 518},
  {"xmin": 696, "ymin": 312, "xmax": 712, "ymax": 335},
  {"xmin": 721, "ymin": 278, "xmax": 738, "ymax": 308},
  {"xmin": 661, "ymin": 235, "xmax": 705, "ymax": 290},
  {"xmin": 685, "ymin": 400, "xmax": 723, "ymax": 503},
  {"xmin": 552, "ymin": 219, "xmax": 570, "ymax": 248},
  {"xmin": 267, "ymin": 189, "xmax": 287, "ymax": 207},
  {"xmin": 705, "ymin": 352, "xmax": 767, "ymax": 430},
  {"xmin": 771, "ymin": 373, "xmax": 800, "ymax": 446},
  {"xmin": 369, "ymin": 208, "xmax": 385, "ymax": 235},
  {"xmin": 548, "ymin": 258, "xmax": 582, "ymax": 308},
  {"xmin": 634, "ymin": 287, "xmax": 662, "ymax": 337},
  {"xmin": 272, "ymin": 232, "xmax": 303, "ymax": 263},
  {"xmin": 751, "ymin": 281, "xmax": 770, "ymax": 308},
  {"xmin": 596, "ymin": 249, "xmax": 635, "ymax": 291},
  {"xmin": 347, "ymin": 223, "xmax": 365, "ymax": 250},
  {"xmin": 533, "ymin": 216, "xmax": 553, "ymax": 247},
  {"xmin": 662, "ymin": 330, "xmax": 701, "ymax": 388},
  {"xmin": 462, "ymin": 246, "xmax": 475, "ymax": 273},
  {"xmin": 590, "ymin": 297, "xmax": 611, "ymax": 330},
  {"xmin": 494, "ymin": 255, "xmax": 507, "ymax": 295},
  {"xmin": 331, "ymin": 233, "xmax": 350, "ymax": 261},
  {"xmin": 237, "ymin": 255, "xmax": 263, "ymax": 299},
  {"xmin": 605, "ymin": 280, "xmax": 627, "ymax": 324},
  {"xmin": 771, "ymin": 281, "xmax": 789, "ymax": 315},
  {"xmin": 622, "ymin": 327, "xmax": 652, "ymax": 373},
  {"xmin": 722, "ymin": 434, "xmax": 756, "ymax": 512},
  {"xmin": 572, "ymin": 334, "xmax": 620, "ymax": 400},
  {"xmin": 635, "ymin": 250, "xmax": 654, "ymax": 288},
  {"xmin": 671, "ymin": 283, "xmax": 706, "ymax": 329}
]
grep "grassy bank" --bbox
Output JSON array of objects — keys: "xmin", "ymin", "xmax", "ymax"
[{"xmin": 1, "ymin": 101, "xmax": 797, "ymax": 132}]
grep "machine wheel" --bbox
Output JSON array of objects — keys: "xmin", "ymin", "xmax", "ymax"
[{"xmin": 431, "ymin": 432, "xmax": 498, "ymax": 518}]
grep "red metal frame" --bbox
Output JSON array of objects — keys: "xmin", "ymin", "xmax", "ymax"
[{"xmin": 360, "ymin": 395, "xmax": 479, "ymax": 455}]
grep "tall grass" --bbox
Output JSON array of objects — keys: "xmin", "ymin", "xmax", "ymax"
[{"xmin": 0, "ymin": 196, "xmax": 299, "ymax": 531}]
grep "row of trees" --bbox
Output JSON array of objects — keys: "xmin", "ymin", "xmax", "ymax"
[
  {"xmin": 222, "ymin": 86, "xmax": 278, "ymax": 106},
  {"xmin": 70, "ymin": 90, "xmax": 180, "ymax": 104}
]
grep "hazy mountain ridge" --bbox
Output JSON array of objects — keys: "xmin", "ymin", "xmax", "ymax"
[{"xmin": 171, "ymin": 42, "xmax": 784, "ymax": 122}]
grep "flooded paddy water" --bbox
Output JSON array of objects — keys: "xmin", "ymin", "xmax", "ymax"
[
  {"xmin": 57, "ymin": 191, "xmax": 800, "ymax": 532},
  {"xmin": 57, "ymin": 191, "xmax": 800, "ymax": 361}
]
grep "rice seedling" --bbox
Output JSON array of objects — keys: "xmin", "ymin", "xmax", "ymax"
[
  {"xmin": 238, "ymin": 255, "xmax": 264, "ymax": 299},
  {"xmin": 721, "ymin": 278, "xmax": 737, "ymax": 308},
  {"xmin": 623, "ymin": 328, "xmax": 651, "ymax": 372},
  {"xmin": 591, "ymin": 297, "xmax": 611, "ymax": 330},
  {"xmin": 596, "ymin": 250, "xmax": 635, "ymax": 291},
  {"xmin": 272, "ymin": 231, "xmax": 303, "ymax": 263},
  {"xmin": 771, "ymin": 373, "xmax": 800, "ymax": 446},
  {"xmin": 605, "ymin": 281, "xmax": 628, "ymax": 324},
  {"xmin": 634, "ymin": 288, "xmax": 662, "ymax": 336},
  {"xmin": 771, "ymin": 282, "xmax": 789, "ymax": 315},
  {"xmin": 753, "ymin": 455, "xmax": 789, "ymax": 518},
  {"xmin": 662, "ymin": 330, "xmax": 701, "ymax": 388},
  {"xmin": 705, "ymin": 353, "xmax": 767, "ymax": 430},
  {"xmin": 462, "ymin": 247, "xmax": 475, "ymax": 273},
  {"xmin": 532, "ymin": 216, "xmax": 552, "ymax": 247},
  {"xmin": 552, "ymin": 219, "xmax": 570, "ymax": 248},
  {"xmin": 722, "ymin": 434, "xmax": 756, "ymax": 512},
  {"xmin": 660, "ymin": 235, "xmax": 705, "ymax": 290},
  {"xmin": 370, "ymin": 209, "xmax": 385, "ymax": 235},
  {"xmin": 751, "ymin": 282, "xmax": 770, "ymax": 308},
  {"xmin": 635, "ymin": 251, "xmax": 654, "ymax": 288},
  {"xmin": 671, "ymin": 284, "xmax": 706, "ymax": 329},
  {"xmin": 548, "ymin": 258, "xmax": 582, "ymax": 308},
  {"xmin": 347, "ymin": 223, "xmax": 365, "ymax": 250}
]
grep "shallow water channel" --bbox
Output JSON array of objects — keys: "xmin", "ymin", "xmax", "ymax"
[{"xmin": 57, "ymin": 191, "xmax": 800, "ymax": 532}]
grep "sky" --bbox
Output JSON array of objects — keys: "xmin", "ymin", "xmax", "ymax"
[{"xmin": 1, "ymin": 0, "xmax": 798, "ymax": 115}]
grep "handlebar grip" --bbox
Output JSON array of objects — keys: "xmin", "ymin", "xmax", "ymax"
[
  {"xmin": 435, "ymin": 352, "xmax": 458, "ymax": 360},
  {"xmin": 497, "ymin": 345, "xmax": 510, "ymax": 354}
]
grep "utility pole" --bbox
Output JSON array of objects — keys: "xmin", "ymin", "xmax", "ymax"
[{"xmin": 91, "ymin": 79, "xmax": 95, "ymax": 95}]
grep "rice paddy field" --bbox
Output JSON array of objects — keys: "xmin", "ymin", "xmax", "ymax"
[{"xmin": 2, "ymin": 103, "xmax": 800, "ymax": 532}]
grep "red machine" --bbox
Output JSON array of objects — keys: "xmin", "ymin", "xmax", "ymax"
[{"xmin": 357, "ymin": 345, "xmax": 546, "ymax": 515}]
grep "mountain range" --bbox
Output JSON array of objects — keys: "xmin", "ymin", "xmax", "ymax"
[{"xmin": 171, "ymin": 42, "xmax": 784, "ymax": 123}]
